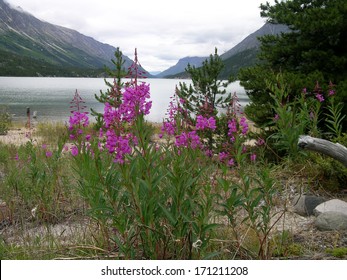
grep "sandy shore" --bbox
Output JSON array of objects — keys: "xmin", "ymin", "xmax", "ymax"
[{"xmin": 0, "ymin": 128, "xmax": 38, "ymax": 146}]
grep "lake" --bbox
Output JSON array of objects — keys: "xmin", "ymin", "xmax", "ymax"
[{"xmin": 0, "ymin": 77, "xmax": 248, "ymax": 123}]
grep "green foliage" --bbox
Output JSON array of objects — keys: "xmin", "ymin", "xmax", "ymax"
[
  {"xmin": 240, "ymin": 67, "xmax": 326, "ymax": 127},
  {"xmin": 0, "ymin": 49, "xmax": 103, "ymax": 77},
  {"xmin": 219, "ymin": 164, "xmax": 280, "ymax": 259},
  {"xmin": 240, "ymin": 0, "xmax": 347, "ymax": 129},
  {"xmin": 4, "ymin": 43, "xmax": 344, "ymax": 260},
  {"xmin": 246, "ymin": 70, "xmax": 346, "ymax": 174},
  {"xmin": 326, "ymin": 247, "xmax": 347, "ymax": 259},
  {"xmin": 34, "ymin": 122, "xmax": 68, "ymax": 145},
  {"xmin": 221, "ymin": 48, "xmax": 259, "ymax": 79},
  {"xmin": 177, "ymin": 48, "xmax": 232, "ymax": 118},
  {"xmin": 325, "ymin": 98, "xmax": 345, "ymax": 140},
  {"xmin": 91, "ymin": 47, "xmax": 127, "ymax": 129},
  {"xmin": 259, "ymin": 0, "xmax": 347, "ymax": 79},
  {"xmin": 266, "ymin": 76, "xmax": 309, "ymax": 158},
  {"xmin": 4, "ymin": 141, "xmax": 74, "ymax": 223},
  {"xmin": 176, "ymin": 48, "xmax": 234, "ymax": 150},
  {"xmin": 72, "ymin": 115, "xmax": 217, "ymax": 259},
  {"xmin": 0, "ymin": 105, "xmax": 11, "ymax": 135},
  {"xmin": 311, "ymin": 154, "xmax": 347, "ymax": 191}
]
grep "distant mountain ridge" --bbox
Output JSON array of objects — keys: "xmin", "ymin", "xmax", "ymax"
[
  {"xmin": 159, "ymin": 23, "xmax": 289, "ymax": 79},
  {"xmin": 156, "ymin": 56, "xmax": 207, "ymax": 78},
  {"xmin": 0, "ymin": 0, "xmax": 149, "ymax": 76}
]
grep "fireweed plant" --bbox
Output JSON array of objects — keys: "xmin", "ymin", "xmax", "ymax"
[
  {"xmin": 68, "ymin": 50, "xmax": 218, "ymax": 259},
  {"xmin": 160, "ymin": 75, "xmax": 280, "ymax": 259},
  {"xmin": 2, "ymin": 49, "xmax": 282, "ymax": 259},
  {"xmin": 2, "ymin": 50, "xmax": 345, "ymax": 259},
  {"xmin": 6, "ymin": 133, "xmax": 71, "ymax": 223},
  {"xmin": 267, "ymin": 74, "xmax": 346, "ymax": 158},
  {"xmin": 68, "ymin": 48, "xmax": 283, "ymax": 259}
]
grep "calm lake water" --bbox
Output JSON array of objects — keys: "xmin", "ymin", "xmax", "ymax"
[{"xmin": 0, "ymin": 77, "xmax": 247, "ymax": 123}]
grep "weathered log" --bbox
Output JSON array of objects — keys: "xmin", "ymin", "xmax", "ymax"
[{"xmin": 298, "ymin": 135, "xmax": 347, "ymax": 167}]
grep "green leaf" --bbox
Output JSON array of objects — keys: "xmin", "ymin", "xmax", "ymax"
[{"xmin": 159, "ymin": 203, "xmax": 177, "ymax": 225}]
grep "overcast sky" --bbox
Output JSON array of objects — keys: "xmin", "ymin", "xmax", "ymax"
[{"xmin": 6, "ymin": 0, "xmax": 275, "ymax": 73}]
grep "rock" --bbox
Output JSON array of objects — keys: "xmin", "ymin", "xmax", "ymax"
[
  {"xmin": 292, "ymin": 195, "xmax": 326, "ymax": 216},
  {"xmin": 313, "ymin": 199, "xmax": 347, "ymax": 216},
  {"xmin": 315, "ymin": 211, "xmax": 347, "ymax": 231}
]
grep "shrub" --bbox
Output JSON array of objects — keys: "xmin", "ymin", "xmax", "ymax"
[{"xmin": 0, "ymin": 105, "xmax": 11, "ymax": 135}]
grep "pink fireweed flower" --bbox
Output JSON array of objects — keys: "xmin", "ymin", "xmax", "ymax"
[
  {"xmin": 188, "ymin": 131, "xmax": 201, "ymax": 149},
  {"xmin": 121, "ymin": 83, "xmax": 152, "ymax": 122},
  {"xmin": 274, "ymin": 114, "xmax": 280, "ymax": 121},
  {"xmin": 196, "ymin": 115, "xmax": 216, "ymax": 131},
  {"xmin": 228, "ymin": 118, "xmax": 238, "ymax": 135},
  {"xmin": 205, "ymin": 149, "xmax": 213, "ymax": 157},
  {"xmin": 175, "ymin": 132, "xmax": 189, "ymax": 148},
  {"xmin": 71, "ymin": 146, "xmax": 79, "ymax": 157},
  {"xmin": 161, "ymin": 120, "xmax": 176, "ymax": 136},
  {"xmin": 328, "ymin": 81, "xmax": 336, "ymax": 96},
  {"xmin": 105, "ymin": 130, "xmax": 134, "ymax": 163},
  {"xmin": 45, "ymin": 151, "xmax": 53, "ymax": 158},
  {"xmin": 14, "ymin": 153, "xmax": 19, "ymax": 161},
  {"xmin": 315, "ymin": 93, "xmax": 324, "ymax": 102},
  {"xmin": 207, "ymin": 117, "xmax": 217, "ymax": 130},
  {"xmin": 41, "ymin": 144, "xmax": 47, "ymax": 150},
  {"xmin": 228, "ymin": 158, "xmax": 235, "ymax": 167},
  {"xmin": 69, "ymin": 111, "xmax": 89, "ymax": 130},
  {"xmin": 240, "ymin": 117, "xmax": 249, "ymax": 135},
  {"xmin": 219, "ymin": 152, "xmax": 229, "ymax": 162},
  {"xmin": 175, "ymin": 131, "xmax": 201, "ymax": 149},
  {"xmin": 162, "ymin": 95, "xmax": 180, "ymax": 136},
  {"xmin": 100, "ymin": 80, "xmax": 152, "ymax": 163},
  {"xmin": 256, "ymin": 138, "xmax": 265, "ymax": 146},
  {"xmin": 103, "ymin": 83, "xmax": 152, "ymax": 129},
  {"xmin": 85, "ymin": 134, "xmax": 91, "ymax": 141},
  {"xmin": 103, "ymin": 102, "xmax": 119, "ymax": 128},
  {"xmin": 250, "ymin": 153, "xmax": 257, "ymax": 162}
]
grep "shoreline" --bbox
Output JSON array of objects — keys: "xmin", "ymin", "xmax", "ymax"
[{"xmin": 0, "ymin": 127, "xmax": 36, "ymax": 146}]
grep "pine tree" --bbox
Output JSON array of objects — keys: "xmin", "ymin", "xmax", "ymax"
[
  {"xmin": 176, "ymin": 48, "xmax": 233, "ymax": 150},
  {"xmin": 177, "ymin": 48, "xmax": 232, "ymax": 120},
  {"xmin": 239, "ymin": 0, "xmax": 347, "ymax": 129},
  {"xmin": 91, "ymin": 47, "xmax": 127, "ymax": 128}
]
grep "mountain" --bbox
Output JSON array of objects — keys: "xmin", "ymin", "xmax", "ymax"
[
  {"xmin": 0, "ymin": 0, "xmax": 149, "ymax": 77},
  {"xmin": 220, "ymin": 22, "xmax": 289, "ymax": 61},
  {"xmin": 156, "ymin": 56, "xmax": 207, "ymax": 78},
  {"xmin": 160, "ymin": 23, "xmax": 289, "ymax": 79}
]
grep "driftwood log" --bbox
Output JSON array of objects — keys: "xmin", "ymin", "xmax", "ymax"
[{"xmin": 298, "ymin": 135, "xmax": 347, "ymax": 167}]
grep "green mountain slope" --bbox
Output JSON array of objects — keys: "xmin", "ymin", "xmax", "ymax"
[
  {"xmin": 165, "ymin": 48, "xmax": 258, "ymax": 80},
  {"xmin": 0, "ymin": 0, "xmax": 149, "ymax": 77},
  {"xmin": 0, "ymin": 48, "xmax": 103, "ymax": 77},
  {"xmin": 220, "ymin": 48, "xmax": 259, "ymax": 79}
]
